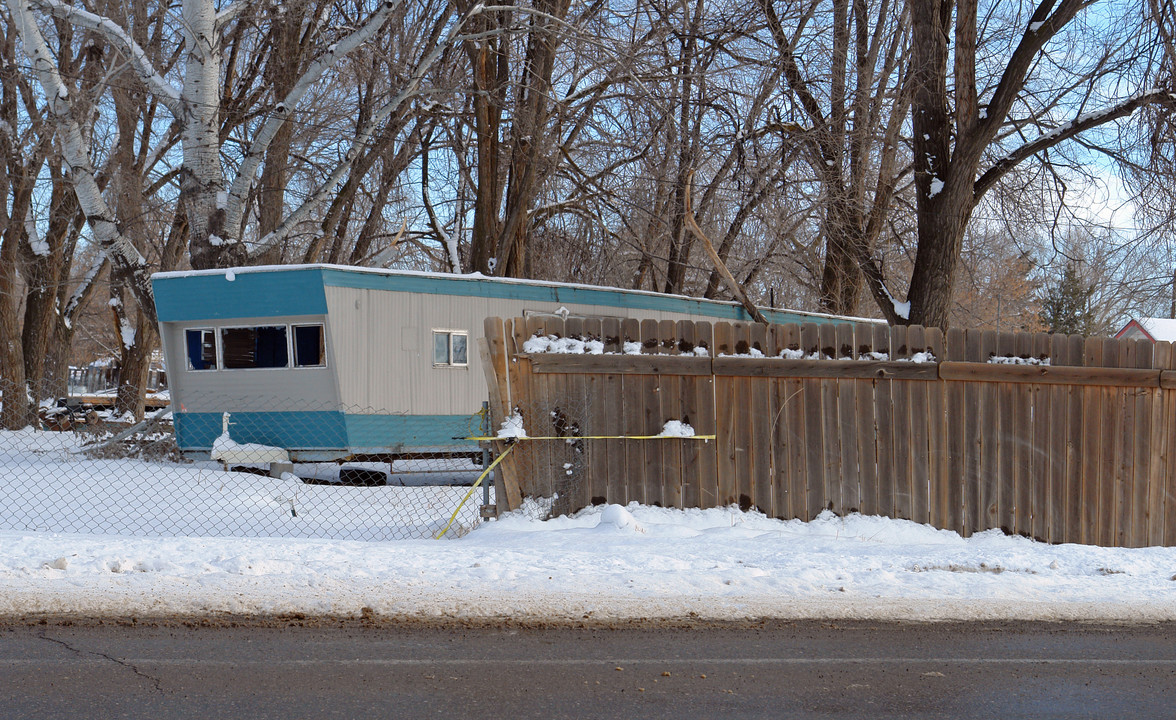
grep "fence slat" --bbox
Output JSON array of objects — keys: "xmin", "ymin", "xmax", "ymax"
[
  {"xmin": 1132, "ymin": 340, "xmax": 1154, "ymax": 547},
  {"xmin": 855, "ymin": 323, "xmax": 880, "ymax": 519},
  {"xmin": 1013, "ymin": 332, "xmax": 1033, "ymax": 536},
  {"xmin": 640, "ymin": 319, "xmax": 663, "ymax": 506},
  {"xmin": 888, "ymin": 325, "xmax": 910, "ymax": 520},
  {"xmin": 678, "ymin": 321, "xmax": 700, "ymax": 510},
  {"xmin": 1165, "ymin": 343, "xmax": 1176, "ymax": 545},
  {"xmin": 777, "ymin": 323, "xmax": 805, "ymax": 519},
  {"xmin": 819, "ymin": 323, "xmax": 842, "ymax": 513},
  {"xmin": 659, "ymin": 320, "xmax": 684, "ymax": 509},
  {"xmin": 621, "ymin": 318, "xmax": 644, "ymax": 505},
  {"xmin": 944, "ymin": 328, "xmax": 966, "ymax": 534},
  {"xmin": 751, "ymin": 323, "xmax": 774, "ymax": 515},
  {"xmin": 714, "ymin": 322, "xmax": 737, "ymax": 507},
  {"xmin": 1150, "ymin": 342, "xmax": 1173, "ymax": 546},
  {"xmin": 1047, "ymin": 334, "xmax": 1068, "ymax": 543},
  {"xmin": 836, "ymin": 323, "xmax": 861, "ymax": 513},
  {"xmin": 924, "ymin": 327, "xmax": 948, "ymax": 529},
  {"xmin": 695, "ymin": 322, "xmax": 718, "ymax": 509},
  {"xmin": 908, "ymin": 325, "xmax": 930, "ymax": 523},
  {"xmin": 801, "ymin": 324, "xmax": 825, "ymax": 518},
  {"xmin": 964, "ymin": 330, "xmax": 985, "ymax": 535},
  {"xmin": 874, "ymin": 323, "xmax": 895, "ymax": 521},
  {"xmin": 1081, "ymin": 337, "xmax": 1104, "ymax": 545}
]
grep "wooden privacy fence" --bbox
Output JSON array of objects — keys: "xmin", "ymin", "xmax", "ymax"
[{"xmin": 480, "ymin": 315, "xmax": 1176, "ymax": 548}]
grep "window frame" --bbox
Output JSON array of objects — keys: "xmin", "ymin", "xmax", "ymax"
[
  {"xmin": 184, "ymin": 328, "xmax": 219, "ymax": 371},
  {"xmin": 432, "ymin": 328, "xmax": 469, "ymax": 368},
  {"xmin": 181, "ymin": 321, "xmax": 329, "ymax": 373},
  {"xmin": 219, "ymin": 324, "xmax": 291, "ymax": 370},
  {"xmin": 291, "ymin": 323, "xmax": 328, "ymax": 368}
]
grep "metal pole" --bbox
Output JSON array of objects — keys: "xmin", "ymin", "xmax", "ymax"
[{"xmin": 481, "ymin": 400, "xmax": 491, "ymax": 511}]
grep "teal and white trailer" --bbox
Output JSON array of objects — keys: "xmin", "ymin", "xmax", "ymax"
[{"xmin": 152, "ymin": 265, "xmax": 854, "ymax": 461}]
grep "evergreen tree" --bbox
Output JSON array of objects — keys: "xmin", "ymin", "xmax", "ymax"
[{"xmin": 1041, "ymin": 262, "xmax": 1096, "ymax": 336}]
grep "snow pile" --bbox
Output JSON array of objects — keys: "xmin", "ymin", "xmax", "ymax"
[
  {"xmin": 210, "ymin": 413, "xmax": 289, "ymax": 465},
  {"xmin": 523, "ymin": 334, "xmax": 604, "ymax": 354},
  {"xmin": 598, "ymin": 504, "xmax": 645, "ymax": 533},
  {"xmin": 657, "ymin": 420, "xmax": 695, "ymax": 437},
  {"xmin": 497, "ymin": 412, "xmax": 527, "ymax": 439},
  {"xmin": 900, "ymin": 351, "xmax": 937, "ymax": 363},
  {"xmin": 3, "ymin": 506, "xmax": 1176, "ymax": 622},
  {"xmin": 989, "ymin": 355, "xmax": 1050, "ymax": 365}
]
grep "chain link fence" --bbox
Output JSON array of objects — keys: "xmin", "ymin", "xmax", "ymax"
[{"xmin": 0, "ymin": 381, "xmax": 501, "ymax": 540}]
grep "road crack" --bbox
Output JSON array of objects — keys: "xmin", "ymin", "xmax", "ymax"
[{"xmin": 38, "ymin": 630, "xmax": 166, "ymax": 694}]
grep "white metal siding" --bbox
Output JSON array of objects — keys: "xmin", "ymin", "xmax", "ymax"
[
  {"xmin": 323, "ymin": 286, "xmax": 736, "ymax": 415},
  {"xmin": 161, "ymin": 314, "xmax": 339, "ymax": 412}
]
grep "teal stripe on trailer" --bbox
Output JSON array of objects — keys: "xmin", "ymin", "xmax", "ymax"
[
  {"xmin": 344, "ymin": 414, "xmax": 479, "ymax": 448},
  {"xmin": 153, "ymin": 268, "xmax": 328, "ymax": 322},
  {"xmin": 175, "ymin": 410, "xmax": 347, "ymax": 451},
  {"xmin": 176, "ymin": 411, "xmax": 478, "ymax": 453}
]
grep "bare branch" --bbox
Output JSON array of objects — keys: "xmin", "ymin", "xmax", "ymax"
[
  {"xmin": 975, "ymin": 89, "xmax": 1176, "ymax": 200},
  {"xmin": 31, "ymin": 0, "xmax": 184, "ymax": 118}
]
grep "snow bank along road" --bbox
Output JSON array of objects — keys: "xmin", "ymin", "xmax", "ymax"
[{"xmin": 4, "ymin": 503, "xmax": 1176, "ymax": 623}]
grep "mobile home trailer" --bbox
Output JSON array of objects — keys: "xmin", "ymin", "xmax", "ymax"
[{"xmin": 152, "ymin": 265, "xmax": 855, "ymax": 460}]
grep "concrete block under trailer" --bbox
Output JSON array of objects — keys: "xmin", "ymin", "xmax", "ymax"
[{"xmin": 152, "ymin": 264, "xmax": 852, "ymax": 465}]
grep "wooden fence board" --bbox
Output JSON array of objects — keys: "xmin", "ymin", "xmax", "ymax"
[
  {"xmin": 1132, "ymin": 340, "xmax": 1154, "ymax": 547},
  {"xmin": 754, "ymin": 325, "xmax": 777, "ymax": 515},
  {"xmin": 600, "ymin": 316, "xmax": 624, "ymax": 506},
  {"xmin": 1161, "ymin": 341, "xmax": 1171, "ymax": 541},
  {"xmin": 714, "ymin": 322, "xmax": 737, "ymax": 507},
  {"xmin": 925, "ymin": 327, "xmax": 948, "ymax": 529},
  {"xmin": 640, "ymin": 319, "xmax": 664, "ymax": 506},
  {"xmin": 677, "ymin": 321, "xmax": 700, "ymax": 510},
  {"xmin": 1067, "ymin": 335, "xmax": 1087, "ymax": 542},
  {"xmin": 1078, "ymin": 338, "xmax": 1100, "ymax": 544},
  {"xmin": 908, "ymin": 325, "xmax": 930, "ymax": 523},
  {"xmin": 1046, "ymin": 334, "xmax": 1067, "ymax": 542},
  {"xmin": 621, "ymin": 318, "xmax": 645, "ymax": 505},
  {"xmin": 1098, "ymin": 338, "xmax": 1123, "ymax": 547},
  {"xmin": 661, "ymin": 322, "xmax": 685, "ymax": 509},
  {"xmin": 778, "ymin": 324, "xmax": 805, "ymax": 519},
  {"xmin": 819, "ymin": 323, "xmax": 842, "ymax": 513},
  {"xmin": 874, "ymin": 323, "xmax": 896, "ymax": 520},
  {"xmin": 1013, "ymin": 332, "xmax": 1033, "ymax": 536},
  {"xmin": 973, "ymin": 331, "xmax": 995, "ymax": 532},
  {"xmin": 854, "ymin": 324, "xmax": 878, "ymax": 517},
  {"xmin": 960, "ymin": 330, "xmax": 981, "ymax": 533},
  {"xmin": 836, "ymin": 323, "xmax": 861, "ymax": 513},
  {"xmin": 945, "ymin": 328, "xmax": 966, "ymax": 534},
  {"xmin": 1150, "ymin": 342, "xmax": 1173, "ymax": 546},
  {"xmin": 801, "ymin": 324, "xmax": 826, "ymax": 518},
  {"xmin": 694, "ymin": 323, "xmax": 718, "ymax": 509},
  {"xmin": 937, "ymin": 363, "xmax": 1162, "ymax": 386},
  {"xmin": 732, "ymin": 323, "xmax": 756, "ymax": 510},
  {"xmin": 890, "ymin": 325, "xmax": 913, "ymax": 519}
]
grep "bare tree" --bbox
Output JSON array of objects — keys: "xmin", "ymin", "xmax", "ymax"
[{"xmin": 901, "ymin": 0, "xmax": 1174, "ymax": 328}]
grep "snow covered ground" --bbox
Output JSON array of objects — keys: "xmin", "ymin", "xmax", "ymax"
[
  {"xmin": 3, "ymin": 503, "xmax": 1176, "ymax": 623},
  {"xmin": 1, "ymin": 429, "xmax": 1174, "ymax": 623}
]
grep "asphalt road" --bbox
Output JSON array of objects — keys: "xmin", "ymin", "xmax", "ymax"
[{"xmin": 1, "ymin": 619, "xmax": 1174, "ymax": 719}]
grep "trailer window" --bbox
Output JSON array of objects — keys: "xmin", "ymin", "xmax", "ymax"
[
  {"xmin": 293, "ymin": 324, "xmax": 326, "ymax": 367},
  {"xmin": 433, "ymin": 330, "xmax": 468, "ymax": 367},
  {"xmin": 185, "ymin": 328, "xmax": 217, "ymax": 370},
  {"xmin": 221, "ymin": 326, "xmax": 289, "ymax": 369}
]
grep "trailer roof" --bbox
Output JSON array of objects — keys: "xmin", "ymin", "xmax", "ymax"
[{"xmin": 151, "ymin": 264, "xmax": 878, "ymax": 325}]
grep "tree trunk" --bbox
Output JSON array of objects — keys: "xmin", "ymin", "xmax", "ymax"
[{"xmin": 181, "ymin": 0, "xmax": 228, "ymax": 270}]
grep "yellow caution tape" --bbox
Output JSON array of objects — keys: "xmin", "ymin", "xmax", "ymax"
[
  {"xmin": 435, "ymin": 433, "xmax": 715, "ymax": 539},
  {"xmin": 434, "ymin": 443, "xmax": 517, "ymax": 540},
  {"xmin": 464, "ymin": 434, "xmax": 716, "ymax": 441}
]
